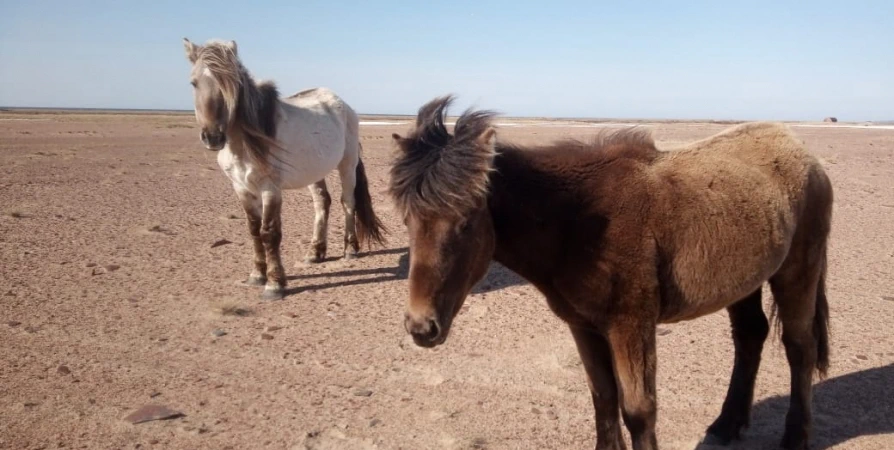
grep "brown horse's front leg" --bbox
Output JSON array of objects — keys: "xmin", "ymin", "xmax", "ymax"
[
  {"xmin": 608, "ymin": 320, "xmax": 658, "ymax": 450},
  {"xmin": 237, "ymin": 190, "xmax": 267, "ymax": 286},
  {"xmin": 569, "ymin": 325, "xmax": 626, "ymax": 450},
  {"xmin": 259, "ymin": 190, "xmax": 286, "ymax": 300}
]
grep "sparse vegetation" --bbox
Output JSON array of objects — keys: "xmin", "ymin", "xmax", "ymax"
[{"xmin": 212, "ymin": 299, "xmax": 252, "ymax": 317}]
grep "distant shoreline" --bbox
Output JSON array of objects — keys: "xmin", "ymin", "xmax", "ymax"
[{"xmin": 1, "ymin": 106, "xmax": 890, "ymax": 126}]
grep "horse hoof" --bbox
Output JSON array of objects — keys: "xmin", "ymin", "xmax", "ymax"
[
  {"xmin": 701, "ymin": 433, "xmax": 731, "ymax": 446},
  {"xmin": 303, "ymin": 256, "xmax": 323, "ymax": 264},
  {"xmin": 343, "ymin": 251, "xmax": 358, "ymax": 260},
  {"xmin": 260, "ymin": 288, "xmax": 285, "ymax": 301}
]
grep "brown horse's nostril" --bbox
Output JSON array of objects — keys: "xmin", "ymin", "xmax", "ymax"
[{"xmin": 405, "ymin": 315, "xmax": 442, "ymax": 347}]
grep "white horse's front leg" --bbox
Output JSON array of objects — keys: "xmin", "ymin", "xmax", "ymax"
[
  {"xmin": 236, "ymin": 189, "xmax": 267, "ymax": 286},
  {"xmin": 304, "ymin": 179, "xmax": 331, "ymax": 263},
  {"xmin": 259, "ymin": 189, "xmax": 286, "ymax": 300}
]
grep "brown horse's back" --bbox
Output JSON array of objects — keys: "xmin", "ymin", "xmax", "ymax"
[{"xmin": 647, "ymin": 122, "xmax": 828, "ymax": 322}]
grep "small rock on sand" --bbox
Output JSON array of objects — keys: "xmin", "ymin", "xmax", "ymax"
[
  {"xmin": 353, "ymin": 389, "xmax": 373, "ymax": 397},
  {"xmin": 57, "ymin": 365, "xmax": 71, "ymax": 376},
  {"xmin": 212, "ymin": 329, "xmax": 228, "ymax": 337},
  {"xmin": 260, "ymin": 333, "xmax": 275, "ymax": 340},
  {"xmin": 124, "ymin": 405, "xmax": 185, "ymax": 424},
  {"xmin": 211, "ymin": 239, "xmax": 232, "ymax": 248}
]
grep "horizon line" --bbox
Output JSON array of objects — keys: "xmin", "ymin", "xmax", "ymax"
[{"xmin": 1, "ymin": 106, "xmax": 890, "ymax": 125}]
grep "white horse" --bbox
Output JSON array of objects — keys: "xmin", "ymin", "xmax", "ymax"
[{"xmin": 183, "ymin": 38, "xmax": 386, "ymax": 300}]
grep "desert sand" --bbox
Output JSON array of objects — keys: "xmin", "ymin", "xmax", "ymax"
[{"xmin": 1, "ymin": 111, "xmax": 892, "ymax": 449}]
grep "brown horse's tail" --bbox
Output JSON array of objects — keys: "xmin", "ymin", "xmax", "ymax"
[
  {"xmin": 814, "ymin": 252, "xmax": 831, "ymax": 378},
  {"xmin": 354, "ymin": 153, "xmax": 387, "ymax": 248}
]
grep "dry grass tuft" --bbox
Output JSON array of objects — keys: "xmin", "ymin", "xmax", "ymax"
[{"xmin": 212, "ymin": 299, "xmax": 252, "ymax": 317}]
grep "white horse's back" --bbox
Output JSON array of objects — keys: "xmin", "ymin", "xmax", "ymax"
[{"xmin": 273, "ymin": 87, "xmax": 360, "ymax": 190}]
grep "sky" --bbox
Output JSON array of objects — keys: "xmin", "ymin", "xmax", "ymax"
[{"xmin": 0, "ymin": 0, "xmax": 891, "ymax": 121}]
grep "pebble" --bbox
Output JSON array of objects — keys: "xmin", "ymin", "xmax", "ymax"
[
  {"xmin": 260, "ymin": 333, "xmax": 274, "ymax": 340},
  {"xmin": 546, "ymin": 410, "xmax": 558, "ymax": 420},
  {"xmin": 264, "ymin": 325, "xmax": 283, "ymax": 333},
  {"xmin": 657, "ymin": 328, "xmax": 673, "ymax": 336},
  {"xmin": 369, "ymin": 418, "xmax": 381, "ymax": 427},
  {"xmin": 353, "ymin": 389, "xmax": 373, "ymax": 397},
  {"xmin": 57, "ymin": 365, "xmax": 71, "ymax": 376},
  {"xmin": 211, "ymin": 239, "xmax": 232, "ymax": 248},
  {"xmin": 85, "ymin": 262, "xmax": 97, "ymax": 268},
  {"xmin": 212, "ymin": 329, "xmax": 228, "ymax": 337},
  {"xmin": 104, "ymin": 264, "xmax": 120, "ymax": 272},
  {"xmin": 7, "ymin": 321, "xmax": 21, "ymax": 327}
]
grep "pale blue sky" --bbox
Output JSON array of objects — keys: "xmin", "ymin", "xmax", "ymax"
[{"xmin": 1, "ymin": 1, "xmax": 891, "ymax": 120}]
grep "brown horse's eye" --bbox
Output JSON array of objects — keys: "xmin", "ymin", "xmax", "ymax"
[{"xmin": 190, "ymin": 80, "xmax": 197, "ymax": 87}]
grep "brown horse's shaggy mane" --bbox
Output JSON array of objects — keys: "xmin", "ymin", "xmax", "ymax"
[
  {"xmin": 390, "ymin": 96, "xmax": 660, "ymax": 219},
  {"xmin": 389, "ymin": 95, "xmax": 498, "ymax": 218},
  {"xmin": 195, "ymin": 41, "xmax": 281, "ymax": 169}
]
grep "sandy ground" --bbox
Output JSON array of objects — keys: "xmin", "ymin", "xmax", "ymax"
[{"xmin": 1, "ymin": 112, "xmax": 892, "ymax": 450}]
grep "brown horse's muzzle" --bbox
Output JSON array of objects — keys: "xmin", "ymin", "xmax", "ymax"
[{"xmin": 404, "ymin": 311, "xmax": 445, "ymax": 348}]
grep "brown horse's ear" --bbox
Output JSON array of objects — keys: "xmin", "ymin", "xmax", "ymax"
[
  {"xmin": 476, "ymin": 127, "xmax": 497, "ymax": 152},
  {"xmin": 183, "ymin": 38, "xmax": 198, "ymax": 63},
  {"xmin": 226, "ymin": 40, "xmax": 238, "ymax": 55}
]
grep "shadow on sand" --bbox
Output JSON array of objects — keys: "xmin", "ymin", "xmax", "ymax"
[
  {"xmin": 696, "ymin": 364, "xmax": 894, "ymax": 449},
  {"xmin": 282, "ymin": 247, "xmax": 529, "ymax": 296}
]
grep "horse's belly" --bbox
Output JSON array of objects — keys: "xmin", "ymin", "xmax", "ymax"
[
  {"xmin": 275, "ymin": 120, "xmax": 346, "ymax": 190},
  {"xmin": 658, "ymin": 210, "xmax": 794, "ymax": 323},
  {"xmin": 278, "ymin": 149, "xmax": 343, "ymax": 190}
]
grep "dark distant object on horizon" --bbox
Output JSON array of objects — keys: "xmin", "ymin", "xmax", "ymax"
[{"xmin": 824, "ymin": 117, "xmax": 838, "ymax": 123}]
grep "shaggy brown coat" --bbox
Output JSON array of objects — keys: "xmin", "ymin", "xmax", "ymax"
[{"xmin": 390, "ymin": 96, "xmax": 832, "ymax": 450}]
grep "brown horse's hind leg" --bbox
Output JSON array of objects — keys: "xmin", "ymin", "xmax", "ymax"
[
  {"xmin": 569, "ymin": 325, "xmax": 626, "ymax": 450},
  {"xmin": 770, "ymin": 259, "xmax": 824, "ymax": 450},
  {"xmin": 608, "ymin": 321, "xmax": 658, "ymax": 450},
  {"xmin": 304, "ymin": 180, "xmax": 331, "ymax": 263},
  {"xmin": 705, "ymin": 289, "xmax": 769, "ymax": 444}
]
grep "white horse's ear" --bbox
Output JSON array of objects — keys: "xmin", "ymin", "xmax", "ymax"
[
  {"xmin": 226, "ymin": 40, "xmax": 238, "ymax": 54},
  {"xmin": 477, "ymin": 127, "xmax": 497, "ymax": 151},
  {"xmin": 183, "ymin": 38, "xmax": 198, "ymax": 63}
]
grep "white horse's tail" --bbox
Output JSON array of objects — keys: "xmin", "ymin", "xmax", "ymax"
[{"xmin": 354, "ymin": 147, "xmax": 387, "ymax": 247}]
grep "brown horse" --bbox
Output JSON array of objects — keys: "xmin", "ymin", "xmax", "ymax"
[{"xmin": 388, "ymin": 96, "xmax": 832, "ymax": 450}]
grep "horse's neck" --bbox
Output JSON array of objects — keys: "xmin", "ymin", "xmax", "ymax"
[{"xmin": 487, "ymin": 147, "xmax": 578, "ymax": 289}]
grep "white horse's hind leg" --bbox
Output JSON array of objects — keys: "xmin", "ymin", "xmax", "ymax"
[
  {"xmin": 304, "ymin": 179, "xmax": 331, "ymax": 263},
  {"xmin": 337, "ymin": 153, "xmax": 360, "ymax": 259}
]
